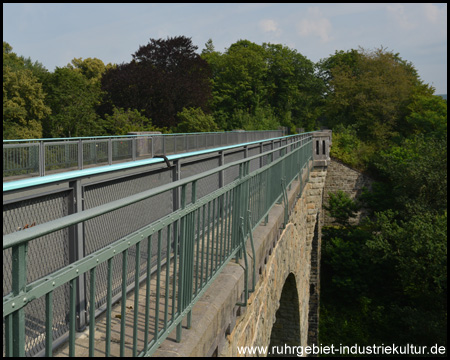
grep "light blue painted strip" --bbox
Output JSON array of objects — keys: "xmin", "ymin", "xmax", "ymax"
[
  {"xmin": 3, "ymin": 157, "xmax": 164, "ymax": 192},
  {"xmin": 3, "ymin": 133, "xmax": 313, "ymax": 192}
]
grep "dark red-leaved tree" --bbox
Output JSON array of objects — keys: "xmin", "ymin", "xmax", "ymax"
[{"xmin": 101, "ymin": 36, "xmax": 212, "ymax": 129}]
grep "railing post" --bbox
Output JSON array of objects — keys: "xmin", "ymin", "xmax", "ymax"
[
  {"xmin": 69, "ymin": 179, "xmax": 86, "ymax": 331},
  {"xmin": 260, "ymin": 141, "xmax": 264, "ymax": 169},
  {"xmin": 78, "ymin": 139, "xmax": 83, "ymax": 170},
  {"xmin": 219, "ymin": 151, "xmax": 224, "ymax": 189},
  {"xmin": 176, "ymin": 184, "xmax": 187, "ymax": 342},
  {"xmin": 132, "ymin": 137, "xmax": 137, "ymax": 161},
  {"xmin": 108, "ymin": 138, "xmax": 112, "ymax": 165},
  {"xmin": 39, "ymin": 140, "xmax": 45, "ymax": 176},
  {"xmin": 11, "ymin": 242, "xmax": 28, "ymax": 356},
  {"xmin": 173, "ymin": 160, "xmax": 181, "ymax": 213},
  {"xmin": 151, "ymin": 136, "xmax": 154, "ymax": 158}
]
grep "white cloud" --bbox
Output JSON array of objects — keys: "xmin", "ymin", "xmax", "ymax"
[
  {"xmin": 386, "ymin": 4, "xmax": 415, "ymax": 30},
  {"xmin": 423, "ymin": 3, "xmax": 447, "ymax": 26},
  {"xmin": 296, "ymin": 7, "xmax": 332, "ymax": 43},
  {"xmin": 259, "ymin": 19, "xmax": 278, "ymax": 33}
]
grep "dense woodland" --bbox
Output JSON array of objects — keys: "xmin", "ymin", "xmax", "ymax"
[{"xmin": 3, "ymin": 36, "xmax": 447, "ymax": 353}]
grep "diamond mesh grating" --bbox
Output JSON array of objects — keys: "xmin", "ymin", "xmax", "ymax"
[
  {"xmin": 223, "ymin": 149, "xmax": 245, "ymax": 186},
  {"xmin": 3, "ymin": 190, "xmax": 71, "ymax": 356},
  {"xmin": 181, "ymin": 156, "xmax": 221, "ymax": 205},
  {"xmin": 83, "ymin": 167, "xmax": 173, "ymax": 318}
]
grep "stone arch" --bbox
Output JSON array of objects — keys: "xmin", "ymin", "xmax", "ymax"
[{"xmin": 268, "ymin": 273, "xmax": 301, "ymax": 356}]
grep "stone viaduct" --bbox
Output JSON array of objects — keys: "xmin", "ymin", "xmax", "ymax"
[{"xmin": 4, "ymin": 130, "xmax": 377, "ymax": 358}]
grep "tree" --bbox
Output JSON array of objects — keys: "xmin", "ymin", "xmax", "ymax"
[
  {"xmin": 319, "ymin": 47, "xmax": 433, "ymax": 144},
  {"xmin": 103, "ymin": 106, "xmax": 156, "ymax": 135},
  {"xmin": 403, "ymin": 93, "xmax": 447, "ymax": 137},
  {"xmin": 42, "ymin": 66, "xmax": 103, "ymax": 137},
  {"xmin": 176, "ymin": 107, "xmax": 219, "ymax": 133},
  {"xmin": 262, "ymin": 43, "xmax": 324, "ymax": 131},
  {"xmin": 324, "ymin": 190, "xmax": 360, "ymax": 227},
  {"xmin": 3, "ymin": 42, "xmax": 51, "ymax": 139},
  {"xmin": 101, "ymin": 36, "xmax": 212, "ymax": 130},
  {"xmin": 67, "ymin": 57, "xmax": 114, "ymax": 83},
  {"xmin": 202, "ymin": 39, "xmax": 322, "ymax": 132},
  {"xmin": 374, "ymin": 133, "xmax": 447, "ymax": 214}
]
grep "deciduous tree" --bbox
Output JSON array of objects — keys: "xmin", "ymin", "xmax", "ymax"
[
  {"xmin": 3, "ymin": 42, "xmax": 50, "ymax": 139},
  {"xmin": 101, "ymin": 36, "xmax": 212, "ymax": 130}
]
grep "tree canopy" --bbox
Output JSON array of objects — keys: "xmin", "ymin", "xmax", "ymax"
[
  {"xmin": 3, "ymin": 42, "xmax": 50, "ymax": 139},
  {"xmin": 100, "ymin": 36, "xmax": 212, "ymax": 129}
]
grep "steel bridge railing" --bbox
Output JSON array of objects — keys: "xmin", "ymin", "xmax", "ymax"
[
  {"xmin": 3, "ymin": 133, "xmax": 314, "ymax": 357},
  {"xmin": 3, "ymin": 130, "xmax": 286, "ymax": 179}
]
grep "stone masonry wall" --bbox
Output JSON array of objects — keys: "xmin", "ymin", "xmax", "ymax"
[
  {"xmin": 323, "ymin": 158, "xmax": 373, "ymax": 226},
  {"xmin": 220, "ymin": 168, "xmax": 327, "ymax": 357}
]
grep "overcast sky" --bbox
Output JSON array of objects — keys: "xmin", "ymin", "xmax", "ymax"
[{"xmin": 3, "ymin": 3, "xmax": 447, "ymax": 94}]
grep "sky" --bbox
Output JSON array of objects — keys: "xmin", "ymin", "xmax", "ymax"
[{"xmin": 3, "ymin": 3, "xmax": 448, "ymax": 94}]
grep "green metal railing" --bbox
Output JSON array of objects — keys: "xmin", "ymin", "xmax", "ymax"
[
  {"xmin": 3, "ymin": 130, "xmax": 286, "ymax": 178},
  {"xmin": 3, "ymin": 134, "xmax": 313, "ymax": 357}
]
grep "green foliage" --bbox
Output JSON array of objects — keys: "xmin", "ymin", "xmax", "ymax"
[
  {"xmin": 229, "ymin": 105, "xmax": 280, "ymax": 131},
  {"xmin": 42, "ymin": 66, "xmax": 103, "ymax": 137},
  {"xmin": 324, "ymin": 190, "xmax": 360, "ymax": 227},
  {"xmin": 404, "ymin": 93, "xmax": 447, "ymax": 137},
  {"xmin": 329, "ymin": 124, "xmax": 375, "ymax": 171},
  {"xmin": 366, "ymin": 210, "xmax": 447, "ymax": 346},
  {"xmin": 101, "ymin": 36, "xmax": 212, "ymax": 129},
  {"xmin": 67, "ymin": 57, "xmax": 113, "ymax": 83},
  {"xmin": 103, "ymin": 107, "xmax": 156, "ymax": 135},
  {"xmin": 319, "ymin": 47, "xmax": 432, "ymax": 145},
  {"xmin": 374, "ymin": 133, "xmax": 447, "ymax": 214},
  {"xmin": 176, "ymin": 107, "xmax": 219, "ymax": 133},
  {"xmin": 202, "ymin": 39, "xmax": 323, "ymax": 131},
  {"xmin": 3, "ymin": 42, "xmax": 51, "ymax": 139}
]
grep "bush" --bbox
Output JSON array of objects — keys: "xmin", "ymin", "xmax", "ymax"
[{"xmin": 176, "ymin": 107, "xmax": 220, "ymax": 133}]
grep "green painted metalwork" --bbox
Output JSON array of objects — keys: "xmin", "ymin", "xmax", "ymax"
[
  {"xmin": 3, "ymin": 133, "xmax": 315, "ymax": 357},
  {"xmin": 105, "ymin": 258, "xmax": 112, "ymax": 357},
  {"xmin": 120, "ymin": 249, "xmax": 128, "ymax": 357},
  {"xmin": 45, "ymin": 290, "xmax": 54, "ymax": 357},
  {"xmin": 89, "ymin": 267, "xmax": 96, "ymax": 357}
]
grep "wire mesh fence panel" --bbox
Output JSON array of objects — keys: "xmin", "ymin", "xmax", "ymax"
[
  {"xmin": 83, "ymin": 140, "xmax": 109, "ymax": 166},
  {"xmin": 83, "ymin": 167, "xmax": 174, "ymax": 319},
  {"xmin": 181, "ymin": 156, "xmax": 221, "ymax": 206},
  {"xmin": 3, "ymin": 143, "xmax": 40, "ymax": 177},
  {"xmin": 3, "ymin": 190, "xmax": 72, "ymax": 356},
  {"xmin": 45, "ymin": 142, "xmax": 79, "ymax": 172},
  {"xmin": 111, "ymin": 139, "xmax": 132, "ymax": 162},
  {"xmin": 187, "ymin": 135, "xmax": 196, "ymax": 152},
  {"xmin": 223, "ymin": 149, "xmax": 245, "ymax": 186},
  {"xmin": 160, "ymin": 136, "xmax": 171, "ymax": 155},
  {"xmin": 135, "ymin": 136, "xmax": 153, "ymax": 158},
  {"xmin": 248, "ymin": 145, "xmax": 262, "ymax": 173}
]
